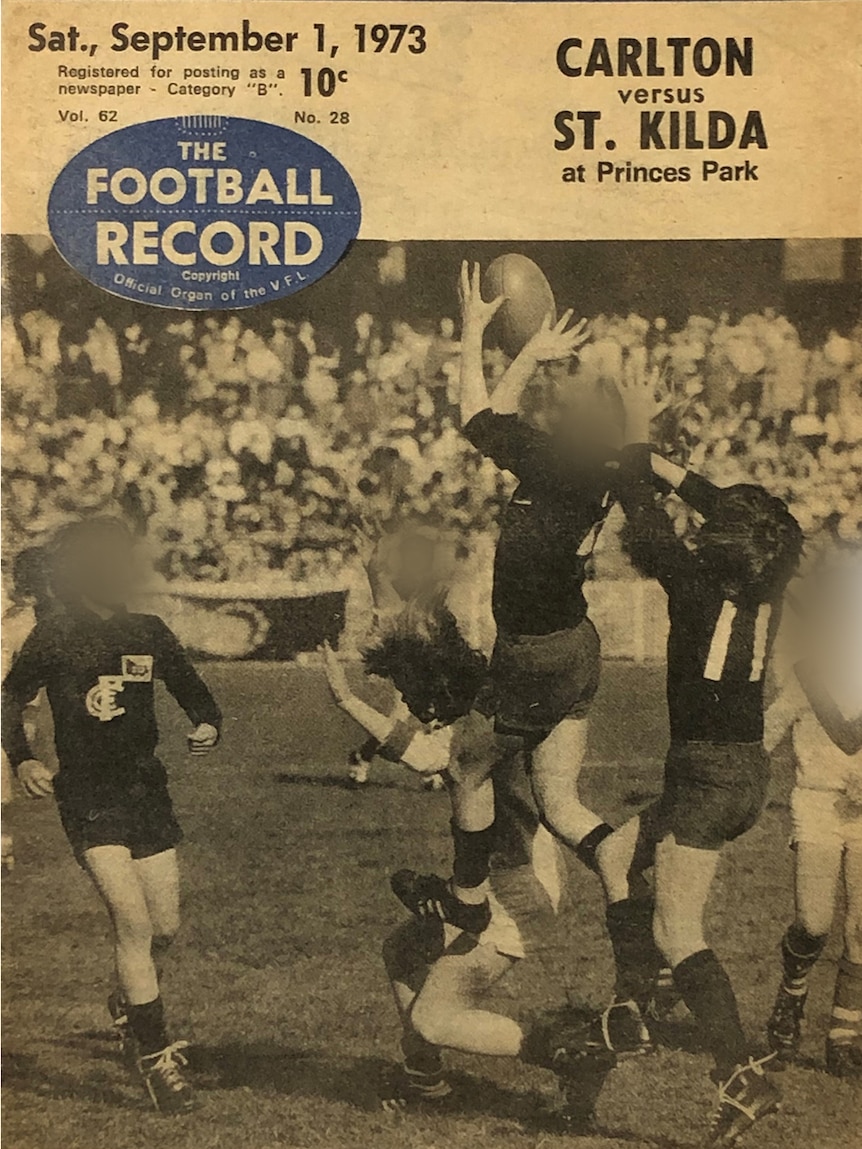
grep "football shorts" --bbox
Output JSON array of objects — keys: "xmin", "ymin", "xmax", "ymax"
[
  {"xmin": 642, "ymin": 741, "xmax": 770, "ymax": 852},
  {"xmin": 56, "ymin": 760, "xmax": 182, "ymax": 865},
  {"xmin": 441, "ymin": 864, "xmax": 559, "ymax": 961},
  {"xmin": 790, "ymin": 786, "xmax": 862, "ymax": 851},
  {"xmin": 490, "ymin": 617, "xmax": 601, "ymax": 741}
]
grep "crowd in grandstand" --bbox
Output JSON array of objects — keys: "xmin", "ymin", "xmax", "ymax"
[{"xmin": 3, "ymin": 290, "xmax": 860, "ymax": 592}]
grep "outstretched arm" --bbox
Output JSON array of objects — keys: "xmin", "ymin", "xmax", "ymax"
[
  {"xmin": 458, "ymin": 260, "xmax": 505, "ymax": 425},
  {"xmin": 614, "ymin": 365, "xmax": 690, "ymax": 587},
  {"xmin": 618, "ymin": 363, "xmax": 721, "ymax": 516},
  {"xmin": 321, "ymin": 644, "xmax": 450, "ymax": 774},
  {"xmin": 353, "ymin": 525, "xmax": 401, "ymax": 617},
  {"xmin": 763, "ymin": 679, "xmax": 805, "ymax": 753},
  {"xmin": 490, "ymin": 309, "xmax": 590, "ymax": 415}
]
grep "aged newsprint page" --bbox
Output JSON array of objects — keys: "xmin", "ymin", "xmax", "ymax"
[{"xmin": 1, "ymin": 2, "xmax": 860, "ymax": 1147}]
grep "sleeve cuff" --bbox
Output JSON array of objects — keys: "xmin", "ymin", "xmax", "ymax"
[{"xmin": 619, "ymin": 443, "xmax": 654, "ymax": 482}]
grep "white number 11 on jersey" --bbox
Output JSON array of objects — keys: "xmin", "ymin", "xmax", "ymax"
[{"xmin": 703, "ymin": 601, "xmax": 772, "ymax": 683}]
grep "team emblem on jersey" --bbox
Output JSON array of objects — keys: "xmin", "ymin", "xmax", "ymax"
[
  {"xmin": 85, "ymin": 676, "xmax": 127, "ymax": 723},
  {"xmin": 121, "ymin": 654, "xmax": 153, "ymax": 682}
]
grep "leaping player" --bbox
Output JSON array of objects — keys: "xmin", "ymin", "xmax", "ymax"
[
  {"xmin": 455, "ymin": 261, "xmax": 627, "ymax": 895},
  {"xmin": 573, "ymin": 370, "xmax": 804, "ymax": 1146}
]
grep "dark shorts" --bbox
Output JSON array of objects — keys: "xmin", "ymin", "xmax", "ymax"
[
  {"xmin": 642, "ymin": 741, "xmax": 770, "ymax": 852},
  {"xmin": 490, "ymin": 617, "xmax": 600, "ymax": 741},
  {"xmin": 56, "ymin": 765, "xmax": 182, "ymax": 866}
]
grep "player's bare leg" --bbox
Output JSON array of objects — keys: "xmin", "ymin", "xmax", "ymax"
[
  {"xmin": 654, "ymin": 835, "xmax": 779, "ymax": 1146},
  {"xmin": 381, "ymin": 920, "xmax": 516, "ymax": 1108},
  {"xmin": 530, "ymin": 717, "xmax": 625, "ymax": 895},
  {"xmin": 392, "ymin": 737, "xmax": 498, "ymax": 940},
  {"xmin": 412, "ymin": 941, "xmax": 521, "ymax": 1055},
  {"xmin": 84, "ymin": 845, "xmax": 193, "ymax": 1115},
  {"xmin": 653, "ymin": 834, "xmax": 719, "ymax": 967},
  {"xmin": 135, "ymin": 848, "xmax": 181, "ymax": 955},
  {"xmin": 828, "ymin": 845, "xmax": 862, "ymax": 1077},
  {"xmin": 85, "ymin": 845, "xmax": 161, "ymax": 1005}
]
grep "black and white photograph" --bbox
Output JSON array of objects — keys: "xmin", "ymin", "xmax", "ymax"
[{"xmin": 2, "ymin": 235, "xmax": 861, "ymax": 1149}]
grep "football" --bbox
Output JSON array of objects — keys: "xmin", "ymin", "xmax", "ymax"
[{"xmin": 483, "ymin": 254, "xmax": 557, "ymax": 359}]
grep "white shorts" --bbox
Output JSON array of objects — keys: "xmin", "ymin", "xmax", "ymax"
[
  {"xmin": 441, "ymin": 865, "xmax": 559, "ymax": 961},
  {"xmin": 790, "ymin": 787, "xmax": 862, "ymax": 851}
]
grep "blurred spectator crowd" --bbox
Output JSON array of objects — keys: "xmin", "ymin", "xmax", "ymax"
[{"xmin": 3, "ymin": 285, "xmax": 860, "ymax": 589}]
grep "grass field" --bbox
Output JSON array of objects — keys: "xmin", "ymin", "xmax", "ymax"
[{"xmin": 3, "ymin": 662, "xmax": 859, "ymax": 1149}]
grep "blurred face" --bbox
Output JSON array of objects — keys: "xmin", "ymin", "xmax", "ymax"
[
  {"xmin": 70, "ymin": 528, "xmax": 136, "ymax": 608},
  {"xmin": 546, "ymin": 375, "xmax": 624, "ymax": 455},
  {"xmin": 803, "ymin": 554, "xmax": 862, "ymax": 672},
  {"xmin": 392, "ymin": 533, "xmax": 439, "ymax": 599}
]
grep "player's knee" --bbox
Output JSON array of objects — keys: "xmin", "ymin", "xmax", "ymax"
[
  {"xmin": 112, "ymin": 905, "xmax": 153, "ymax": 949},
  {"xmin": 411, "ymin": 993, "xmax": 457, "ymax": 1048},
  {"xmin": 799, "ymin": 905, "xmax": 833, "ymax": 940}
]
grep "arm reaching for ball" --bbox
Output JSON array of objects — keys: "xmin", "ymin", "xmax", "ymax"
[
  {"xmin": 458, "ymin": 260, "xmax": 505, "ymax": 425},
  {"xmin": 490, "ymin": 309, "xmax": 590, "ymax": 415},
  {"xmin": 457, "ymin": 258, "xmax": 589, "ymax": 422}
]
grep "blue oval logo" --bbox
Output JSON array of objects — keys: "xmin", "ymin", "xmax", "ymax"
[{"xmin": 48, "ymin": 115, "xmax": 361, "ymax": 310}]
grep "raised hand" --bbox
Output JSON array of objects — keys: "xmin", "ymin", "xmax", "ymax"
[
  {"xmin": 617, "ymin": 359, "xmax": 672, "ymax": 442},
  {"xmin": 458, "ymin": 260, "xmax": 506, "ymax": 335},
  {"xmin": 522, "ymin": 310, "xmax": 590, "ymax": 363}
]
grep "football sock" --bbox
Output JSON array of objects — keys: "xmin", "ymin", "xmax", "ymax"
[
  {"xmin": 354, "ymin": 735, "xmax": 381, "ymax": 764},
  {"xmin": 127, "ymin": 996, "xmax": 169, "ymax": 1057},
  {"xmin": 605, "ymin": 897, "xmax": 663, "ymax": 1009},
  {"xmin": 451, "ymin": 819, "xmax": 496, "ymax": 893},
  {"xmin": 781, "ymin": 923, "xmax": 827, "ymax": 995},
  {"xmin": 401, "ymin": 1031, "xmax": 444, "ymax": 1078},
  {"xmin": 574, "ymin": 823, "xmax": 615, "ymax": 874},
  {"xmin": 829, "ymin": 957, "xmax": 862, "ymax": 1047},
  {"xmin": 673, "ymin": 949, "xmax": 748, "ymax": 1078}
]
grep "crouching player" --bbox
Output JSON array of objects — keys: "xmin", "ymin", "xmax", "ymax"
[
  {"xmin": 381, "ymin": 740, "xmax": 617, "ymax": 1130},
  {"xmin": 322, "ymin": 609, "xmax": 611, "ymax": 1128},
  {"xmin": 1, "ymin": 518, "xmax": 221, "ymax": 1116},
  {"xmin": 581, "ymin": 372, "xmax": 804, "ymax": 1146},
  {"xmin": 764, "ymin": 550, "xmax": 862, "ymax": 1077},
  {"xmin": 322, "ymin": 598, "xmax": 497, "ymax": 938}
]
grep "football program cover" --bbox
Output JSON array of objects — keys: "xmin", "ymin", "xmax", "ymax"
[{"xmin": 1, "ymin": 2, "xmax": 860, "ymax": 1147}]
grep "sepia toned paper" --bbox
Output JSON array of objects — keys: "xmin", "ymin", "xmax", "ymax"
[{"xmin": 2, "ymin": 3, "xmax": 860, "ymax": 1149}]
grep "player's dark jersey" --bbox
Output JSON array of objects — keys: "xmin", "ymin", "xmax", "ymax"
[
  {"xmin": 616, "ymin": 447, "xmax": 783, "ymax": 745},
  {"xmin": 464, "ymin": 409, "xmax": 613, "ymax": 636},
  {"xmin": 1, "ymin": 608, "xmax": 221, "ymax": 806}
]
